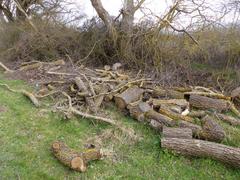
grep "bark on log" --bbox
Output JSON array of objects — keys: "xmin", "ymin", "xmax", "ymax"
[
  {"xmin": 188, "ymin": 110, "xmax": 206, "ymax": 118},
  {"xmin": 74, "ymin": 77, "xmax": 97, "ymax": 113},
  {"xmin": 52, "ymin": 141, "xmax": 102, "ymax": 172},
  {"xmin": 162, "ymin": 127, "xmax": 192, "ymax": 139},
  {"xmin": 189, "ymin": 95, "xmax": 230, "ymax": 112},
  {"xmin": 145, "ymin": 110, "xmax": 176, "ymax": 126},
  {"xmin": 114, "ymin": 86, "xmax": 144, "ymax": 109},
  {"xmin": 152, "ymin": 88, "xmax": 184, "ymax": 99},
  {"xmin": 201, "ymin": 115, "xmax": 225, "ymax": 142},
  {"xmin": 161, "ymin": 138, "xmax": 240, "ymax": 168},
  {"xmin": 127, "ymin": 101, "xmax": 152, "ymax": 121},
  {"xmin": 177, "ymin": 121, "xmax": 202, "ymax": 138},
  {"xmin": 215, "ymin": 113, "xmax": 240, "ymax": 126},
  {"xmin": 159, "ymin": 108, "xmax": 194, "ymax": 123},
  {"xmin": 231, "ymin": 87, "xmax": 240, "ymax": 99},
  {"xmin": 149, "ymin": 119, "xmax": 163, "ymax": 131},
  {"xmin": 152, "ymin": 99, "xmax": 188, "ymax": 109}
]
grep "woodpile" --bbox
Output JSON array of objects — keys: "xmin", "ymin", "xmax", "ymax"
[{"xmin": 0, "ymin": 60, "xmax": 240, "ymax": 170}]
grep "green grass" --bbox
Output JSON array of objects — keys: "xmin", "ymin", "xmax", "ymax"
[{"xmin": 0, "ymin": 75, "xmax": 240, "ymax": 179}]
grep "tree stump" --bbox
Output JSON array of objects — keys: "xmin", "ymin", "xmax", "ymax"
[{"xmin": 161, "ymin": 138, "xmax": 240, "ymax": 168}]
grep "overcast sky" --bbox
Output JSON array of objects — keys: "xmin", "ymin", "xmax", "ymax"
[{"xmin": 74, "ymin": 0, "xmax": 235, "ymax": 27}]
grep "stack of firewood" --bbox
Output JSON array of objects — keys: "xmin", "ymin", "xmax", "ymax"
[{"xmin": 1, "ymin": 60, "xmax": 240, "ymax": 170}]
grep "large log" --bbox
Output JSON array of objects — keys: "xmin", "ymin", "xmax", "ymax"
[
  {"xmin": 200, "ymin": 115, "xmax": 225, "ymax": 142},
  {"xmin": 162, "ymin": 127, "xmax": 192, "ymax": 139},
  {"xmin": 52, "ymin": 141, "xmax": 102, "ymax": 172},
  {"xmin": 161, "ymin": 138, "xmax": 240, "ymax": 168},
  {"xmin": 151, "ymin": 99, "xmax": 188, "ymax": 109},
  {"xmin": 114, "ymin": 86, "xmax": 144, "ymax": 109},
  {"xmin": 189, "ymin": 95, "xmax": 230, "ymax": 112}
]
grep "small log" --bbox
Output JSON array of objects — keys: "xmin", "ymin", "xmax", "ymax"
[
  {"xmin": 22, "ymin": 90, "xmax": 40, "ymax": 107},
  {"xmin": 19, "ymin": 62, "xmax": 42, "ymax": 71},
  {"xmin": 215, "ymin": 113, "xmax": 240, "ymax": 126},
  {"xmin": 152, "ymin": 99, "xmax": 188, "ymax": 109},
  {"xmin": 231, "ymin": 87, "xmax": 240, "ymax": 99},
  {"xmin": 52, "ymin": 141, "xmax": 102, "ymax": 172},
  {"xmin": 177, "ymin": 121, "xmax": 202, "ymax": 138},
  {"xmin": 162, "ymin": 127, "xmax": 192, "ymax": 139},
  {"xmin": 152, "ymin": 88, "xmax": 184, "ymax": 99},
  {"xmin": 189, "ymin": 95, "xmax": 230, "ymax": 112},
  {"xmin": 161, "ymin": 138, "xmax": 240, "ymax": 168},
  {"xmin": 149, "ymin": 119, "xmax": 163, "ymax": 131},
  {"xmin": 114, "ymin": 86, "xmax": 144, "ymax": 109},
  {"xmin": 188, "ymin": 110, "xmax": 206, "ymax": 118},
  {"xmin": 159, "ymin": 108, "xmax": 194, "ymax": 123},
  {"xmin": 145, "ymin": 110, "xmax": 176, "ymax": 126},
  {"xmin": 127, "ymin": 101, "xmax": 152, "ymax": 121},
  {"xmin": 201, "ymin": 115, "xmax": 225, "ymax": 142}
]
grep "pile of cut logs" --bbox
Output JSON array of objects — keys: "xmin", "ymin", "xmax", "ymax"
[{"xmin": 1, "ymin": 60, "xmax": 240, "ymax": 170}]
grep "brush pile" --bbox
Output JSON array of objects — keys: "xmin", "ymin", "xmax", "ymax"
[{"xmin": 1, "ymin": 60, "xmax": 240, "ymax": 169}]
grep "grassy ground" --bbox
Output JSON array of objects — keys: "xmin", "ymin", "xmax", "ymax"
[{"xmin": 0, "ymin": 74, "xmax": 240, "ymax": 180}]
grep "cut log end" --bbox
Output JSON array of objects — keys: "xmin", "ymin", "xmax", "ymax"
[{"xmin": 71, "ymin": 157, "xmax": 87, "ymax": 172}]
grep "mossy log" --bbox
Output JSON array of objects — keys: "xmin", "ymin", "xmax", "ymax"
[
  {"xmin": 159, "ymin": 108, "xmax": 194, "ymax": 123},
  {"xmin": 189, "ymin": 95, "xmax": 230, "ymax": 112},
  {"xmin": 52, "ymin": 141, "xmax": 102, "ymax": 172},
  {"xmin": 152, "ymin": 88, "xmax": 184, "ymax": 99},
  {"xmin": 161, "ymin": 138, "xmax": 240, "ymax": 168},
  {"xmin": 215, "ymin": 113, "xmax": 240, "ymax": 126},
  {"xmin": 145, "ymin": 110, "xmax": 176, "ymax": 126},
  {"xmin": 114, "ymin": 86, "xmax": 144, "ymax": 109},
  {"xmin": 162, "ymin": 127, "xmax": 192, "ymax": 139},
  {"xmin": 200, "ymin": 115, "xmax": 225, "ymax": 142},
  {"xmin": 151, "ymin": 99, "xmax": 188, "ymax": 109}
]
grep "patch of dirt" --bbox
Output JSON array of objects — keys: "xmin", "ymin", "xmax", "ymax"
[{"xmin": 0, "ymin": 105, "xmax": 7, "ymax": 113}]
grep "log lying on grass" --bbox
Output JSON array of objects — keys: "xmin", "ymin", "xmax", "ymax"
[
  {"xmin": 161, "ymin": 138, "xmax": 240, "ymax": 168},
  {"xmin": 114, "ymin": 86, "xmax": 144, "ymax": 109},
  {"xmin": 201, "ymin": 115, "xmax": 225, "ymax": 142},
  {"xmin": 189, "ymin": 95, "xmax": 230, "ymax": 112},
  {"xmin": 162, "ymin": 127, "xmax": 192, "ymax": 139},
  {"xmin": 215, "ymin": 113, "xmax": 240, "ymax": 126},
  {"xmin": 52, "ymin": 141, "xmax": 102, "ymax": 172}
]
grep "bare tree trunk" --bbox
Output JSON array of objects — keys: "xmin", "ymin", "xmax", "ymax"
[
  {"xmin": 121, "ymin": 0, "xmax": 134, "ymax": 34},
  {"xmin": 90, "ymin": 0, "xmax": 115, "ymax": 37}
]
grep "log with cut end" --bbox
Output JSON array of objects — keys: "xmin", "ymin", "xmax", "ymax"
[
  {"xmin": 189, "ymin": 95, "xmax": 230, "ymax": 112},
  {"xmin": 127, "ymin": 101, "xmax": 152, "ymax": 121},
  {"xmin": 200, "ymin": 115, "xmax": 225, "ymax": 142},
  {"xmin": 188, "ymin": 110, "xmax": 206, "ymax": 118},
  {"xmin": 114, "ymin": 86, "xmax": 144, "ymax": 109},
  {"xmin": 177, "ymin": 121, "xmax": 202, "ymax": 138},
  {"xmin": 215, "ymin": 113, "xmax": 240, "ymax": 126},
  {"xmin": 52, "ymin": 141, "xmax": 102, "ymax": 172},
  {"xmin": 162, "ymin": 127, "xmax": 193, "ymax": 139},
  {"xmin": 231, "ymin": 87, "xmax": 240, "ymax": 99},
  {"xmin": 161, "ymin": 138, "xmax": 240, "ymax": 168}
]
